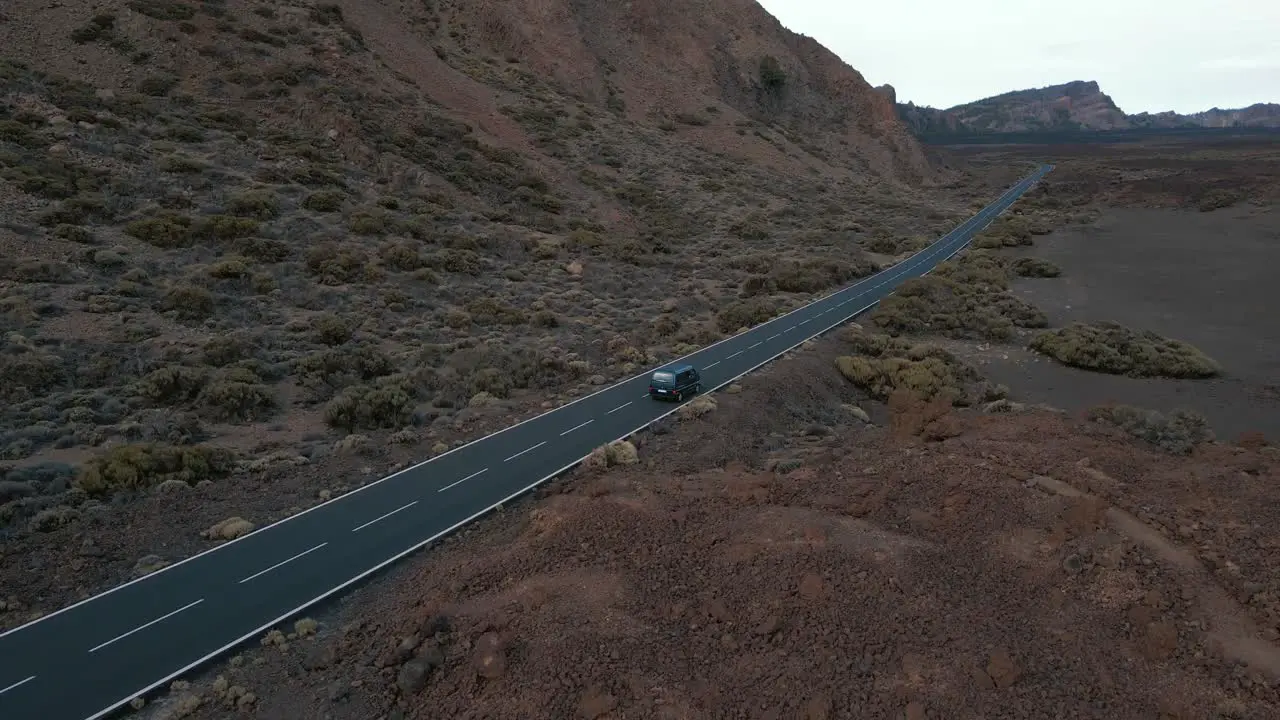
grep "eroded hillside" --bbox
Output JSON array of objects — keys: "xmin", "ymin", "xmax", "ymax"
[{"xmin": 0, "ymin": 0, "xmax": 976, "ymax": 541}]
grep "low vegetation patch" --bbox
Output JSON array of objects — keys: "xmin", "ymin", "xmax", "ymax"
[
  {"xmin": 833, "ymin": 328, "xmax": 981, "ymax": 404},
  {"xmin": 868, "ymin": 253, "xmax": 1046, "ymax": 340},
  {"xmin": 1087, "ymin": 404, "xmax": 1214, "ymax": 455},
  {"xmin": 1029, "ymin": 321, "xmax": 1221, "ymax": 378},
  {"xmin": 75, "ymin": 443, "xmax": 236, "ymax": 497}
]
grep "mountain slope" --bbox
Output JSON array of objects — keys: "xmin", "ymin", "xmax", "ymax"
[
  {"xmin": 0, "ymin": 0, "xmax": 962, "ymax": 541},
  {"xmin": 898, "ymin": 80, "xmax": 1280, "ymax": 135}
]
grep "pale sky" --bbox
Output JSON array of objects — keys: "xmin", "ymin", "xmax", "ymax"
[{"xmin": 758, "ymin": 0, "xmax": 1280, "ymax": 114}]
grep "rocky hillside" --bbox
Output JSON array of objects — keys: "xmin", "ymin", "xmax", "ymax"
[
  {"xmin": 898, "ymin": 80, "xmax": 1280, "ymax": 136},
  {"xmin": 1130, "ymin": 103, "xmax": 1280, "ymax": 129},
  {"xmin": 0, "ymin": 0, "xmax": 964, "ymax": 534}
]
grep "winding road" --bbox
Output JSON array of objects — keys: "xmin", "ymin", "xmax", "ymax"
[{"xmin": 0, "ymin": 164, "xmax": 1053, "ymax": 720}]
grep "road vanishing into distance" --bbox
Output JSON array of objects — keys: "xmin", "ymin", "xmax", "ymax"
[{"xmin": 0, "ymin": 164, "xmax": 1053, "ymax": 720}]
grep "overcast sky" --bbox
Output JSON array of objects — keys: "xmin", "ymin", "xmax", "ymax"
[{"xmin": 757, "ymin": 0, "xmax": 1280, "ymax": 114}]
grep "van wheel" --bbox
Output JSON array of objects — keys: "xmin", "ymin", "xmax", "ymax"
[
  {"xmin": 695, "ymin": 383, "xmax": 702, "ymax": 393},
  {"xmin": 676, "ymin": 391, "xmax": 683, "ymax": 402}
]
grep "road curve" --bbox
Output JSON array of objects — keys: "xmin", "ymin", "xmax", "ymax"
[{"xmin": 0, "ymin": 164, "xmax": 1053, "ymax": 720}]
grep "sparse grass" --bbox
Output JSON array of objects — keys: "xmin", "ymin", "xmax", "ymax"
[
  {"xmin": 1029, "ymin": 321, "xmax": 1221, "ymax": 378},
  {"xmin": 1087, "ymin": 404, "xmax": 1214, "ymax": 454}
]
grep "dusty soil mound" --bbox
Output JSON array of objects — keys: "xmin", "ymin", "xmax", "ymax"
[{"xmin": 143, "ymin": 348, "xmax": 1280, "ymax": 720}]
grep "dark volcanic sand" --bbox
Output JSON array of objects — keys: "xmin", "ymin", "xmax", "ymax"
[{"xmin": 986, "ymin": 205, "xmax": 1280, "ymax": 441}]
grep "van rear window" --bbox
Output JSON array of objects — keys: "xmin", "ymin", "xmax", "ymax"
[{"xmin": 651, "ymin": 371, "xmax": 675, "ymax": 386}]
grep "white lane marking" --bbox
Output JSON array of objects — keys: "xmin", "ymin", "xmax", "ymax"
[
  {"xmin": 88, "ymin": 599, "xmax": 204, "ymax": 654},
  {"xmin": 798, "ymin": 318, "xmax": 810, "ymax": 325},
  {"xmin": 607, "ymin": 401, "xmax": 632, "ymax": 414},
  {"xmin": 238, "ymin": 543, "xmax": 328, "ymax": 584},
  {"xmin": 439, "ymin": 468, "xmax": 487, "ymax": 493},
  {"xmin": 704, "ymin": 361, "xmax": 720, "ymax": 369},
  {"xmin": 504, "ymin": 441, "xmax": 546, "ymax": 462},
  {"xmin": 560, "ymin": 419, "xmax": 594, "ymax": 436},
  {"xmin": 352, "ymin": 501, "xmax": 418, "ymax": 533},
  {"xmin": 726, "ymin": 351, "xmax": 743, "ymax": 359},
  {"xmin": 784, "ymin": 326, "xmax": 796, "ymax": 332},
  {"xmin": 72, "ymin": 167, "xmax": 1052, "ymax": 720},
  {"xmin": 767, "ymin": 334, "xmax": 779, "ymax": 341},
  {"xmin": 640, "ymin": 392, "xmax": 651, "ymax": 399},
  {"xmin": 0, "ymin": 675, "xmax": 35, "ymax": 696},
  {"xmin": 748, "ymin": 342, "xmax": 762, "ymax": 349}
]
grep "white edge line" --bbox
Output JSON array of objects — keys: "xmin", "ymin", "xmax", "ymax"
[
  {"xmin": 238, "ymin": 543, "xmax": 328, "ymax": 585},
  {"xmin": 438, "ymin": 467, "xmax": 487, "ymax": 493},
  {"xmin": 87, "ymin": 599, "xmax": 204, "ymax": 654},
  {"xmin": 503, "ymin": 441, "xmax": 546, "ymax": 463},
  {"xmin": 351, "ymin": 501, "xmax": 418, "ymax": 533},
  {"xmin": 559, "ymin": 419, "xmax": 594, "ymax": 436},
  {"xmin": 79, "ymin": 165, "xmax": 1051, "ymax": 720},
  {"xmin": 0, "ymin": 675, "xmax": 36, "ymax": 696},
  {"xmin": 8, "ymin": 167, "xmax": 1047, "ymax": 643}
]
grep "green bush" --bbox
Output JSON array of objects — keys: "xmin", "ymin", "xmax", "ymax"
[
  {"xmin": 313, "ymin": 312, "xmax": 355, "ymax": 345},
  {"xmin": 305, "ymin": 242, "xmax": 369, "ymax": 284},
  {"xmin": 294, "ymin": 344, "xmax": 396, "ymax": 398},
  {"xmin": 161, "ymin": 284, "xmax": 215, "ymax": 320},
  {"xmin": 1029, "ymin": 322, "xmax": 1221, "ymax": 378},
  {"xmin": 1087, "ymin": 404, "xmax": 1214, "ymax": 454},
  {"xmin": 75, "ymin": 443, "xmax": 235, "ymax": 497},
  {"xmin": 302, "ymin": 190, "xmax": 344, "ymax": 212},
  {"xmin": 198, "ymin": 379, "xmax": 276, "ymax": 422},
  {"xmin": 125, "ymin": 213, "xmax": 193, "ymax": 248},
  {"xmin": 225, "ymin": 189, "xmax": 280, "ymax": 219},
  {"xmin": 716, "ymin": 298, "xmax": 777, "ymax": 333},
  {"xmin": 324, "ymin": 377, "xmax": 414, "ymax": 431},
  {"xmin": 138, "ymin": 365, "xmax": 207, "ymax": 404}
]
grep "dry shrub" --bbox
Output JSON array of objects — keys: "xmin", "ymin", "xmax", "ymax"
[
  {"xmin": 324, "ymin": 377, "xmax": 414, "ymax": 431},
  {"xmin": 834, "ymin": 328, "xmax": 979, "ymax": 404},
  {"xmin": 198, "ymin": 378, "xmax": 276, "ymax": 422},
  {"xmin": 677, "ymin": 395, "xmax": 717, "ymax": 420},
  {"xmin": 1087, "ymin": 404, "xmax": 1214, "ymax": 455},
  {"xmin": 138, "ymin": 365, "xmax": 207, "ymax": 404},
  {"xmin": 294, "ymin": 344, "xmax": 396, "ymax": 398},
  {"xmin": 76, "ymin": 443, "xmax": 235, "ymax": 496},
  {"xmin": 306, "ymin": 242, "xmax": 370, "ymax": 284},
  {"xmin": 313, "ymin": 312, "xmax": 356, "ymax": 345},
  {"xmin": 1029, "ymin": 321, "xmax": 1220, "ymax": 378},
  {"xmin": 583, "ymin": 440, "xmax": 639, "ymax": 470},
  {"xmin": 716, "ymin": 297, "xmax": 777, "ymax": 333},
  {"xmin": 225, "ymin": 189, "xmax": 280, "ymax": 219},
  {"xmin": 160, "ymin": 284, "xmax": 215, "ymax": 320},
  {"xmin": 1011, "ymin": 257, "xmax": 1061, "ymax": 278}
]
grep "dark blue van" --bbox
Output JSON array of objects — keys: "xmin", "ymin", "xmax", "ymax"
[{"xmin": 648, "ymin": 363, "xmax": 701, "ymax": 401}]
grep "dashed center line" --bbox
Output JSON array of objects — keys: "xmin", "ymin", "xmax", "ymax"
[
  {"xmin": 352, "ymin": 501, "xmax": 418, "ymax": 533},
  {"xmin": 748, "ymin": 342, "xmax": 762, "ymax": 349},
  {"xmin": 607, "ymin": 401, "xmax": 632, "ymax": 414},
  {"xmin": 238, "ymin": 542, "xmax": 328, "ymax": 584},
  {"xmin": 767, "ymin": 334, "xmax": 780, "ymax": 341},
  {"xmin": 785, "ymin": 326, "xmax": 796, "ymax": 332},
  {"xmin": 439, "ymin": 468, "xmax": 487, "ymax": 493},
  {"xmin": 560, "ymin": 419, "xmax": 594, "ymax": 436},
  {"xmin": 89, "ymin": 599, "xmax": 204, "ymax": 654},
  {"xmin": 798, "ymin": 318, "xmax": 811, "ymax": 326},
  {"xmin": 726, "ymin": 350, "xmax": 743, "ymax": 359},
  {"xmin": 704, "ymin": 360, "xmax": 720, "ymax": 369},
  {"xmin": 0, "ymin": 675, "xmax": 35, "ymax": 696},
  {"xmin": 504, "ymin": 441, "xmax": 546, "ymax": 462}
]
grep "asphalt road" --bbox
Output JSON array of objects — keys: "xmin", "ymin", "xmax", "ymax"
[{"xmin": 0, "ymin": 163, "xmax": 1053, "ymax": 720}]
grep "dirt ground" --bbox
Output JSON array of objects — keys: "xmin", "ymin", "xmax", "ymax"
[
  {"xmin": 128, "ymin": 336, "xmax": 1280, "ymax": 720},
  {"xmin": 940, "ymin": 138, "xmax": 1280, "ymax": 442}
]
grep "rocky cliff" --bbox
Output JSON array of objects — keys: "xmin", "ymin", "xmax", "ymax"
[{"xmin": 898, "ymin": 80, "xmax": 1279, "ymax": 136}]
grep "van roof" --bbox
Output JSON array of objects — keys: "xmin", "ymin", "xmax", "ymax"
[{"xmin": 661, "ymin": 363, "xmax": 695, "ymax": 373}]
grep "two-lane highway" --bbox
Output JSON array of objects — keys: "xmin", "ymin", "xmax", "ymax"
[{"xmin": 0, "ymin": 164, "xmax": 1052, "ymax": 720}]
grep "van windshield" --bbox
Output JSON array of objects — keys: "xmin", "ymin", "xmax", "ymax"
[{"xmin": 651, "ymin": 371, "xmax": 676, "ymax": 387}]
